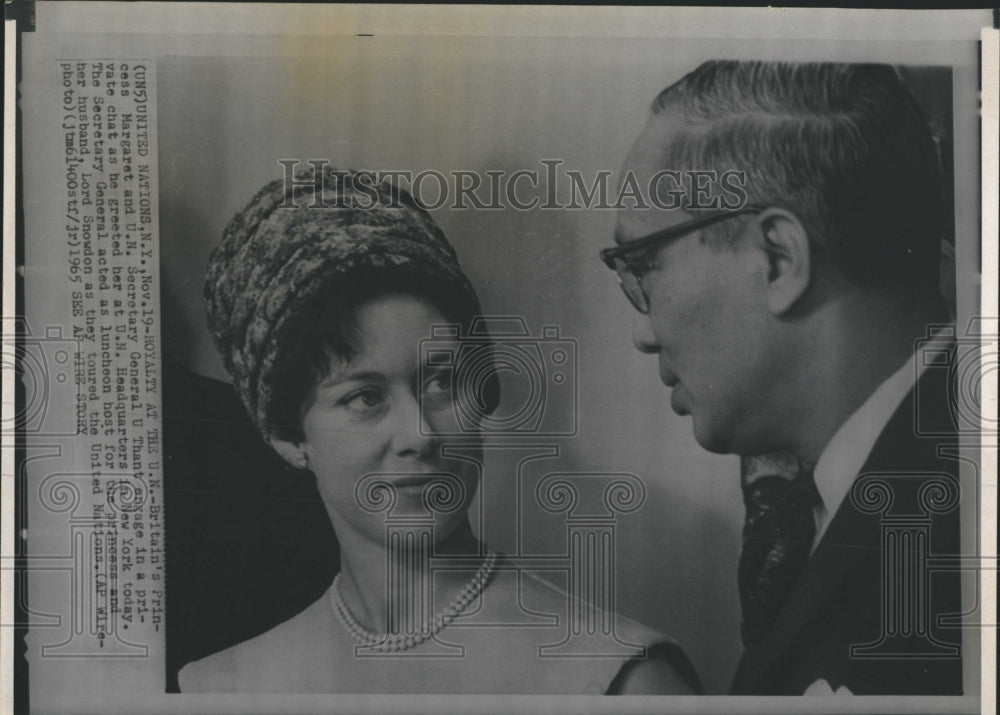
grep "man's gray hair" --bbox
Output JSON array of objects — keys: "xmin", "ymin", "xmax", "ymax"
[{"xmin": 652, "ymin": 61, "xmax": 945, "ymax": 293}]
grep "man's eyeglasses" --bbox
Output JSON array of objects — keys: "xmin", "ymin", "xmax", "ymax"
[{"xmin": 600, "ymin": 206, "xmax": 764, "ymax": 313}]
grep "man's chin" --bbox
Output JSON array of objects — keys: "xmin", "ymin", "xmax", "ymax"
[{"xmin": 690, "ymin": 418, "xmax": 733, "ymax": 455}]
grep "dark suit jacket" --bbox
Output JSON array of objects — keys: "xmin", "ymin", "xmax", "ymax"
[{"xmin": 730, "ymin": 356, "xmax": 964, "ymax": 695}]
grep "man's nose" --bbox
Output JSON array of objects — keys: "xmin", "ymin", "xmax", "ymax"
[{"xmin": 632, "ymin": 311, "xmax": 660, "ymax": 354}]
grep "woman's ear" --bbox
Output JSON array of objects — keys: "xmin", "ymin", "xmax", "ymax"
[
  {"xmin": 270, "ymin": 437, "xmax": 309, "ymax": 470},
  {"xmin": 756, "ymin": 209, "xmax": 812, "ymax": 315}
]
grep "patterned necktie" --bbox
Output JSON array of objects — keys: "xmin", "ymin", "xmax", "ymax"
[{"xmin": 738, "ymin": 468, "xmax": 821, "ymax": 649}]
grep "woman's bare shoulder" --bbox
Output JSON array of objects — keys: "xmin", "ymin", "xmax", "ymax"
[
  {"xmin": 517, "ymin": 569, "xmax": 702, "ymax": 694},
  {"xmin": 178, "ymin": 593, "xmax": 335, "ymax": 693},
  {"xmin": 608, "ymin": 650, "xmax": 701, "ymax": 695}
]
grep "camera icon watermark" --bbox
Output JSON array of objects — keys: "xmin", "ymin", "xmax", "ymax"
[
  {"xmin": 3, "ymin": 318, "xmax": 80, "ymax": 437},
  {"xmin": 914, "ymin": 317, "xmax": 999, "ymax": 437},
  {"xmin": 419, "ymin": 316, "xmax": 578, "ymax": 437}
]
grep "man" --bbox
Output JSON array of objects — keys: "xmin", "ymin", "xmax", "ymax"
[{"xmin": 602, "ymin": 61, "xmax": 964, "ymax": 695}]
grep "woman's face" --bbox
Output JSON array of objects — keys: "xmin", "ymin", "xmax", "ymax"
[{"xmin": 281, "ymin": 293, "xmax": 481, "ymax": 547}]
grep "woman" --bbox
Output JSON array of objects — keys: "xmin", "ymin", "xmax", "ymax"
[{"xmin": 179, "ymin": 167, "xmax": 700, "ymax": 694}]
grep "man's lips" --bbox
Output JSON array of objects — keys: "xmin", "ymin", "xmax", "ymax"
[
  {"xmin": 669, "ymin": 384, "xmax": 689, "ymax": 415},
  {"xmin": 660, "ymin": 367, "xmax": 679, "ymax": 388},
  {"xmin": 659, "ymin": 366, "xmax": 689, "ymax": 414}
]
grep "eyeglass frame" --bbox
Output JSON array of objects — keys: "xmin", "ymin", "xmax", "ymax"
[{"xmin": 599, "ymin": 205, "xmax": 765, "ymax": 313}]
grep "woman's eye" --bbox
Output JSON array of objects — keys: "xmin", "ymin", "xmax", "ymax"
[
  {"xmin": 422, "ymin": 371, "xmax": 455, "ymax": 406},
  {"xmin": 338, "ymin": 388, "xmax": 389, "ymax": 416}
]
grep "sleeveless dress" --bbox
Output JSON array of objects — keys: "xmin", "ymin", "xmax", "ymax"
[{"xmin": 179, "ymin": 563, "xmax": 691, "ymax": 694}]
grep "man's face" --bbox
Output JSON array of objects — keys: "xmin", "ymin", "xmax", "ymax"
[{"xmin": 615, "ymin": 115, "xmax": 775, "ymax": 455}]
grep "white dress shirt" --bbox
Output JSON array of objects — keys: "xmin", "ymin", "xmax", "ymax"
[{"xmin": 809, "ymin": 331, "xmax": 951, "ymax": 553}]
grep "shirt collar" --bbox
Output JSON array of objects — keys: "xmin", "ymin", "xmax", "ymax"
[{"xmin": 811, "ymin": 329, "xmax": 952, "ymax": 545}]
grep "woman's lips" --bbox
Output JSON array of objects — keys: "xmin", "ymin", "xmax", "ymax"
[
  {"xmin": 386, "ymin": 476, "xmax": 437, "ymax": 490},
  {"xmin": 383, "ymin": 473, "xmax": 462, "ymax": 491},
  {"xmin": 390, "ymin": 475, "xmax": 432, "ymax": 484}
]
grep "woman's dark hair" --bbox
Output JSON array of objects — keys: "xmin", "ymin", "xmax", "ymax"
[
  {"xmin": 266, "ymin": 267, "xmax": 499, "ymax": 443},
  {"xmin": 205, "ymin": 165, "xmax": 494, "ymax": 438}
]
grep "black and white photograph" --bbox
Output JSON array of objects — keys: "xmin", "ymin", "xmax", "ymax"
[{"xmin": 4, "ymin": 3, "xmax": 997, "ymax": 714}]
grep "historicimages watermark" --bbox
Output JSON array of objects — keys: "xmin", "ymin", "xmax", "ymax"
[{"xmin": 277, "ymin": 159, "xmax": 750, "ymax": 212}]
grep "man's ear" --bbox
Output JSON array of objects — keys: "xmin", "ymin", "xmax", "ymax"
[
  {"xmin": 756, "ymin": 209, "xmax": 811, "ymax": 315},
  {"xmin": 270, "ymin": 436, "xmax": 309, "ymax": 470}
]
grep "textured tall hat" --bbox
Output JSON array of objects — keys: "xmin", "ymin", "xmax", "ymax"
[{"xmin": 204, "ymin": 166, "xmax": 482, "ymax": 435}]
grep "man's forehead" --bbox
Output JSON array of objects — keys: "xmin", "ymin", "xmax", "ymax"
[
  {"xmin": 614, "ymin": 111, "xmax": 735, "ymax": 244},
  {"xmin": 620, "ymin": 116, "xmax": 676, "ymax": 179},
  {"xmin": 614, "ymin": 116, "xmax": 691, "ymax": 244},
  {"xmin": 613, "ymin": 207, "xmax": 691, "ymax": 245}
]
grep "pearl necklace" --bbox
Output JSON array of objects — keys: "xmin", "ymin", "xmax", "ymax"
[{"xmin": 330, "ymin": 547, "xmax": 498, "ymax": 652}]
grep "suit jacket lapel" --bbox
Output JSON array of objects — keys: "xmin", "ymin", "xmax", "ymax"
[
  {"xmin": 729, "ymin": 484, "xmax": 879, "ymax": 693},
  {"xmin": 729, "ymin": 354, "xmax": 953, "ymax": 694}
]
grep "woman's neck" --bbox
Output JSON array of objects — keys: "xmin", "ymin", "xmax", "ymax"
[{"xmin": 334, "ymin": 519, "xmax": 485, "ymax": 634}]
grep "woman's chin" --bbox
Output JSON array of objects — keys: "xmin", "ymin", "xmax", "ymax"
[
  {"xmin": 351, "ymin": 510, "xmax": 475, "ymax": 552},
  {"xmin": 415, "ymin": 511, "xmax": 474, "ymax": 547}
]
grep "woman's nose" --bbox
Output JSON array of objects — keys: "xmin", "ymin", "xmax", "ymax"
[
  {"xmin": 632, "ymin": 311, "xmax": 660, "ymax": 354},
  {"xmin": 389, "ymin": 393, "xmax": 438, "ymax": 458}
]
